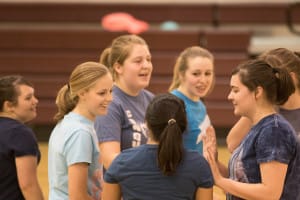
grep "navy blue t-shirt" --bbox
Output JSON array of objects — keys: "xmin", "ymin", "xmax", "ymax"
[
  {"xmin": 105, "ymin": 144, "xmax": 213, "ymax": 200},
  {"xmin": 0, "ymin": 117, "xmax": 41, "ymax": 200},
  {"xmin": 228, "ymin": 114, "xmax": 300, "ymax": 200}
]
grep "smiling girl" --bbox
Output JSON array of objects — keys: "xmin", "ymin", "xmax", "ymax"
[
  {"xmin": 48, "ymin": 62, "xmax": 113, "ymax": 200},
  {"xmin": 0, "ymin": 75, "xmax": 44, "ymax": 200},
  {"xmin": 169, "ymin": 46, "xmax": 215, "ymax": 155},
  {"xmin": 95, "ymin": 34, "xmax": 154, "ymax": 170}
]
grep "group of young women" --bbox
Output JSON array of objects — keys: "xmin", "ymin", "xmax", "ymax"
[{"xmin": 1, "ymin": 33, "xmax": 299, "ymax": 200}]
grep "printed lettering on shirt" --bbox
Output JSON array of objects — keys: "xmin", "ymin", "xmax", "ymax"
[
  {"xmin": 126, "ymin": 110, "xmax": 147, "ymax": 147},
  {"xmin": 132, "ymin": 132, "xmax": 141, "ymax": 147}
]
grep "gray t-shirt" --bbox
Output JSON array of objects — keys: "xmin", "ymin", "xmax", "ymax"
[
  {"xmin": 95, "ymin": 85, "xmax": 154, "ymax": 150},
  {"xmin": 279, "ymin": 107, "xmax": 300, "ymax": 136}
]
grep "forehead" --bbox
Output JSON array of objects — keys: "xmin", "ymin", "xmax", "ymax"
[
  {"xmin": 127, "ymin": 44, "xmax": 150, "ymax": 58},
  {"xmin": 89, "ymin": 73, "xmax": 113, "ymax": 89},
  {"xmin": 230, "ymin": 74, "xmax": 243, "ymax": 87},
  {"xmin": 186, "ymin": 56, "xmax": 213, "ymax": 71},
  {"xmin": 17, "ymin": 84, "xmax": 34, "ymax": 95}
]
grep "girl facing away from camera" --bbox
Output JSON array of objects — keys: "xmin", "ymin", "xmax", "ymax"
[
  {"xmin": 204, "ymin": 59, "xmax": 300, "ymax": 199},
  {"xmin": 169, "ymin": 46, "xmax": 215, "ymax": 155},
  {"xmin": 48, "ymin": 62, "xmax": 113, "ymax": 200},
  {"xmin": 103, "ymin": 93, "xmax": 214, "ymax": 200},
  {"xmin": 95, "ymin": 34, "xmax": 154, "ymax": 170}
]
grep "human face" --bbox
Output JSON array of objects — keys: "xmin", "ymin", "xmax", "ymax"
[
  {"xmin": 179, "ymin": 56, "xmax": 214, "ymax": 101},
  {"xmin": 117, "ymin": 44, "xmax": 152, "ymax": 95},
  {"xmin": 228, "ymin": 74, "xmax": 255, "ymax": 117},
  {"xmin": 11, "ymin": 84, "xmax": 38, "ymax": 123},
  {"xmin": 80, "ymin": 73, "xmax": 113, "ymax": 121}
]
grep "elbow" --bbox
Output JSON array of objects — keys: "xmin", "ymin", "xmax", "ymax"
[
  {"xmin": 18, "ymin": 180, "xmax": 38, "ymax": 194},
  {"xmin": 226, "ymin": 140, "xmax": 234, "ymax": 153}
]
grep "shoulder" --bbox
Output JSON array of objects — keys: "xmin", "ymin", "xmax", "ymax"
[
  {"xmin": 140, "ymin": 89, "xmax": 154, "ymax": 100},
  {"xmin": 184, "ymin": 150, "xmax": 210, "ymax": 167}
]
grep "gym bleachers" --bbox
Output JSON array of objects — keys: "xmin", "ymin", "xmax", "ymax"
[{"xmin": 1, "ymin": 1, "xmax": 298, "ymax": 130}]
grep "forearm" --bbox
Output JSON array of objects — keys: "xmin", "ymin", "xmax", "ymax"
[
  {"xmin": 216, "ymin": 178, "xmax": 281, "ymax": 200},
  {"xmin": 217, "ymin": 161, "xmax": 228, "ymax": 178},
  {"xmin": 20, "ymin": 182, "xmax": 44, "ymax": 200},
  {"xmin": 226, "ymin": 117, "xmax": 251, "ymax": 153}
]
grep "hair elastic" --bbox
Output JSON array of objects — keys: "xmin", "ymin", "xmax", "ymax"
[{"xmin": 168, "ymin": 118, "xmax": 176, "ymax": 125}]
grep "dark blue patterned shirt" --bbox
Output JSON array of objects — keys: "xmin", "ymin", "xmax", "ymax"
[{"xmin": 228, "ymin": 114, "xmax": 300, "ymax": 200}]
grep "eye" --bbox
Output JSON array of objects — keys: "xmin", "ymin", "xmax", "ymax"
[
  {"xmin": 205, "ymin": 71, "xmax": 213, "ymax": 76},
  {"xmin": 97, "ymin": 90, "xmax": 107, "ymax": 96}
]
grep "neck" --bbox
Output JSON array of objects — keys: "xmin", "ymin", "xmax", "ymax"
[
  {"xmin": 177, "ymin": 86, "xmax": 199, "ymax": 101},
  {"xmin": 115, "ymin": 81, "xmax": 140, "ymax": 97},
  {"xmin": 72, "ymin": 105, "xmax": 95, "ymax": 122},
  {"xmin": 0, "ymin": 112, "xmax": 18, "ymax": 121},
  {"xmin": 147, "ymin": 137, "xmax": 158, "ymax": 145},
  {"xmin": 280, "ymin": 91, "xmax": 300, "ymax": 110},
  {"xmin": 250, "ymin": 105, "xmax": 276, "ymax": 125}
]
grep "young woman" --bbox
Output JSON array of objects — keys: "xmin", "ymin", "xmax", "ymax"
[
  {"xmin": 48, "ymin": 62, "xmax": 113, "ymax": 200},
  {"xmin": 103, "ymin": 93, "xmax": 214, "ymax": 200},
  {"xmin": 0, "ymin": 75, "xmax": 44, "ymax": 200},
  {"xmin": 169, "ymin": 46, "xmax": 215, "ymax": 154},
  {"xmin": 95, "ymin": 34, "xmax": 154, "ymax": 169},
  {"xmin": 204, "ymin": 59, "xmax": 300, "ymax": 199},
  {"xmin": 226, "ymin": 48, "xmax": 300, "ymax": 153}
]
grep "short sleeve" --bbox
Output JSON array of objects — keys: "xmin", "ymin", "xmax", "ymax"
[
  {"xmin": 63, "ymin": 130, "xmax": 93, "ymax": 166},
  {"xmin": 195, "ymin": 156, "xmax": 214, "ymax": 188},
  {"xmin": 95, "ymin": 101, "xmax": 124, "ymax": 143},
  {"xmin": 256, "ymin": 125, "xmax": 296, "ymax": 164},
  {"xmin": 11, "ymin": 125, "xmax": 40, "ymax": 158},
  {"xmin": 104, "ymin": 154, "xmax": 123, "ymax": 183}
]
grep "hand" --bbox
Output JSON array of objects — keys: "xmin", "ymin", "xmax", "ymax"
[
  {"xmin": 203, "ymin": 126, "xmax": 218, "ymax": 160},
  {"xmin": 204, "ymin": 146, "xmax": 223, "ymax": 186}
]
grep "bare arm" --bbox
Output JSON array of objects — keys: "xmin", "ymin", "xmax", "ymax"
[
  {"xmin": 226, "ymin": 117, "xmax": 252, "ymax": 153},
  {"xmin": 15, "ymin": 156, "xmax": 44, "ymax": 200},
  {"xmin": 195, "ymin": 187, "xmax": 213, "ymax": 200},
  {"xmin": 68, "ymin": 163, "xmax": 94, "ymax": 200},
  {"xmin": 206, "ymin": 148, "xmax": 287, "ymax": 200},
  {"xmin": 102, "ymin": 182, "xmax": 121, "ymax": 200},
  {"xmin": 99, "ymin": 141, "xmax": 120, "ymax": 170}
]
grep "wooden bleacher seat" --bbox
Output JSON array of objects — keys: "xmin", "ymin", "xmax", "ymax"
[{"xmin": 0, "ymin": 1, "xmax": 258, "ymax": 129}]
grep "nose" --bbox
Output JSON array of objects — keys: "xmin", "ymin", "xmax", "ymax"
[
  {"xmin": 33, "ymin": 96, "xmax": 39, "ymax": 104},
  {"xmin": 106, "ymin": 92, "xmax": 113, "ymax": 103},
  {"xmin": 227, "ymin": 91, "xmax": 233, "ymax": 101},
  {"xmin": 142, "ymin": 59, "xmax": 152, "ymax": 69}
]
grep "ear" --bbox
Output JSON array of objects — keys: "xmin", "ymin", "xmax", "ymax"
[
  {"xmin": 254, "ymin": 86, "xmax": 264, "ymax": 100},
  {"xmin": 77, "ymin": 89, "xmax": 87, "ymax": 100},
  {"xmin": 3, "ymin": 100, "xmax": 15, "ymax": 112},
  {"xmin": 178, "ymin": 71, "xmax": 185, "ymax": 83},
  {"xmin": 113, "ymin": 62, "xmax": 123, "ymax": 75}
]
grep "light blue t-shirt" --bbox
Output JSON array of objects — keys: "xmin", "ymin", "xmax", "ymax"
[
  {"xmin": 48, "ymin": 112, "xmax": 101, "ymax": 200},
  {"xmin": 171, "ymin": 90, "xmax": 211, "ymax": 154}
]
